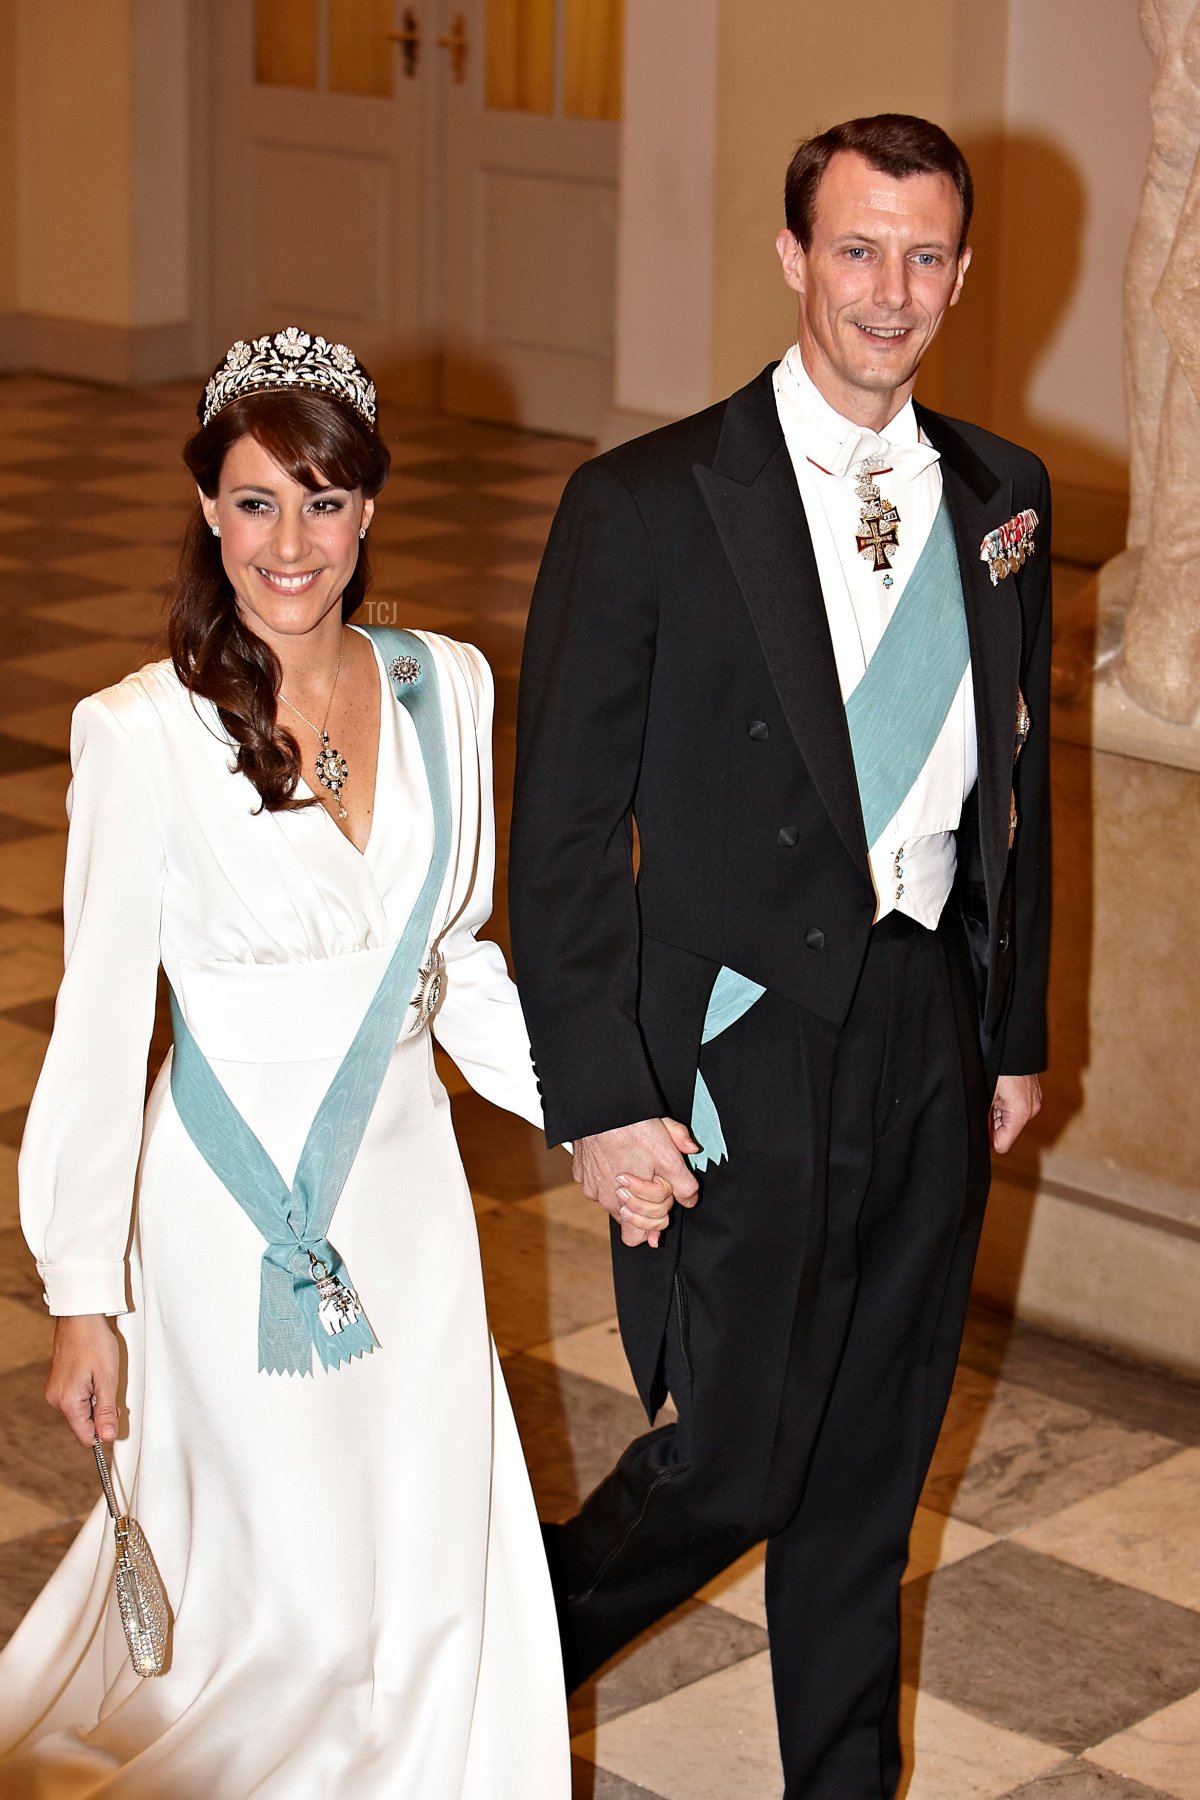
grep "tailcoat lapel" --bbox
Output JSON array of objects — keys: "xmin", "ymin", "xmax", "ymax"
[
  {"xmin": 915, "ymin": 404, "xmax": 1022, "ymax": 922},
  {"xmin": 694, "ymin": 368, "xmax": 870, "ymax": 878},
  {"xmin": 693, "ymin": 372, "xmax": 1024, "ymax": 922}
]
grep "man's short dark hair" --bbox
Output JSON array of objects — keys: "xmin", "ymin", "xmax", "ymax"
[{"xmin": 785, "ymin": 114, "xmax": 974, "ymax": 257}]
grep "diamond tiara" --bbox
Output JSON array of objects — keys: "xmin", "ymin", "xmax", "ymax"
[{"xmin": 200, "ymin": 327, "xmax": 377, "ymax": 429}]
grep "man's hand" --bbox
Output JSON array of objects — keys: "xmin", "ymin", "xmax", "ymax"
[
  {"xmin": 573, "ymin": 1117, "xmax": 701, "ymax": 1248},
  {"xmin": 990, "ymin": 1074, "xmax": 1042, "ymax": 1154},
  {"xmin": 45, "ymin": 1314, "xmax": 120, "ymax": 1448}
]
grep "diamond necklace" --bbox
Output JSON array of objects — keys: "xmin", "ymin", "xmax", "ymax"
[{"xmin": 278, "ymin": 634, "xmax": 349, "ymax": 819}]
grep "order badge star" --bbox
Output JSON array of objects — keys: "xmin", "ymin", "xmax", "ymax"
[
  {"xmin": 980, "ymin": 510, "xmax": 1039, "ymax": 585},
  {"xmin": 408, "ymin": 950, "xmax": 444, "ymax": 1034}
]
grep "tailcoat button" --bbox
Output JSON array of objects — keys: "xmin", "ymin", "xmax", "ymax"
[
  {"xmin": 999, "ymin": 929, "xmax": 1010, "ymax": 953},
  {"xmin": 805, "ymin": 927, "xmax": 826, "ymax": 950},
  {"xmin": 777, "ymin": 825, "xmax": 799, "ymax": 847},
  {"xmin": 748, "ymin": 719, "xmax": 770, "ymax": 741}
]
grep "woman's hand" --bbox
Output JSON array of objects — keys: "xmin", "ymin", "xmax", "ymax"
[
  {"xmin": 573, "ymin": 1116, "xmax": 700, "ymax": 1249},
  {"xmin": 45, "ymin": 1315, "xmax": 120, "ymax": 1448}
]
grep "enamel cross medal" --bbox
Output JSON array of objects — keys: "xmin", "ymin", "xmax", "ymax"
[
  {"xmin": 854, "ymin": 461, "xmax": 901, "ymax": 588},
  {"xmin": 309, "ymin": 1252, "xmax": 362, "ymax": 1335}
]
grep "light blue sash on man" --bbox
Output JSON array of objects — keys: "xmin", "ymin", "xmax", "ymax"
[
  {"xmin": 689, "ymin": 501, "xmax": 969, "ymax": 1170},
  {"xmin": 169, "ymin": 629, "xmax": 452, "ymax": 1375}
]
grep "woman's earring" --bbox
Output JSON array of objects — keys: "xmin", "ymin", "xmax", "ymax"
[
  {"xmin": 211, "ymin": 524, "xmax": 221, "ymax": 539},
  {"xmin": 358, "ymin": 526, "xmax": 367, "ymax": 541}
]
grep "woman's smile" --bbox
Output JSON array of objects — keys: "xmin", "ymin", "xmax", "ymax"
[{"xmin": 254, "ymin": 565, "xmax": 325, "ymax": 593}]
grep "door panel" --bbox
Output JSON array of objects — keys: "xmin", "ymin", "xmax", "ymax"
[
  {"xmin": 327, "ymin": 0, "xmax": 396, "ymax": 94},
  {"xmin": 485, "ymin": 0, "xmax": 555, "ymax": 111},
  {"xmin": 248, "ymin": 147, "xmax": 392, "ymax": 321},
  {"xmin": 208, "ymin": 0, "xmax": 622, "ymax": 434},
  {"xmin": 483, "ymin": 171, "xmax": 615, "ymax": 355},
  {"xmin": 209, "ymin": 0, "xmax": 434, "ymax": 405},
  {"xmin": 563, "ymin": 0, "xmax": 622, "ymax": 119},
  {"xmin": 438, "ymin": 0, "xmax": 621, "ymax": 436}
]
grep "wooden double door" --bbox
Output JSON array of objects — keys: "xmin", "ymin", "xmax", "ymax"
[{"xmin": 208, "ymin": 0, "xmax": 622, "ymax": 437}]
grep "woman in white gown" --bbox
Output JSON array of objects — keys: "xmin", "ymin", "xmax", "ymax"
[{"xmin": 0, "ymin": 331, "xmax": 673, "ymax": 1798}]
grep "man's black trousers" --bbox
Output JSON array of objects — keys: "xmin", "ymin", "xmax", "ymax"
[{"xmin": 543, "ymin": 910, "xmax": 993, "ymax": 1798}]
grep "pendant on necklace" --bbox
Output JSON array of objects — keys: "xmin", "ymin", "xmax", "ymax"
[
  {"xmin": 854, "ymin": 461, "xmax": 901, "ymax": 576},
  {"xmin": 314, "ymin": 732, "xmax": 350, "ymax": 821}
]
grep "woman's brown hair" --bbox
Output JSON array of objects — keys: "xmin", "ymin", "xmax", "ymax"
[{"xmin": 170, "ymin": 387, "xmax": 391, "ymax": 811}]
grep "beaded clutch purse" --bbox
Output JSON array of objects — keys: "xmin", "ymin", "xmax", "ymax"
[{"xmin": 93, "ymin": 1439, "xmax": 171, "ymax": 1677}]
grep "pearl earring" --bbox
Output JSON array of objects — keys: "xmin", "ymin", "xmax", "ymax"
[{"xmin": 211, "ymin": 524, "xmax": 221, "ymax": 539}]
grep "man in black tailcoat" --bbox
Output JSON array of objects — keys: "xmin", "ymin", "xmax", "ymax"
[{"xmin": 509, "ymin": 114, "xmax": 1050, "ymax": 1797}]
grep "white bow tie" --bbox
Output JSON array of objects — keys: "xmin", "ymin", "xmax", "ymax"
[{"xmin": 815, "ymin": 426, "xmax": 941, "ymax": 483}]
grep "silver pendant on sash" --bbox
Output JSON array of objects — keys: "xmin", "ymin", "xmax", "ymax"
[{"xmin": 309, "ymin": 1255, "xmax": 362, "ymax": 1335}]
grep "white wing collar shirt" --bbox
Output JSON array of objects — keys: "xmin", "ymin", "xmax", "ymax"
[{"xmin": 773, "ymin": 344, "xmax": 978, "ymax": 926}]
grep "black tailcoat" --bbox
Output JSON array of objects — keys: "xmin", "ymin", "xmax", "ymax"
[{"xmin": 510, "ymin": 362, "xmax": 1051, "ymax": 1416}]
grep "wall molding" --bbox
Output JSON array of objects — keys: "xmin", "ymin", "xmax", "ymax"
[
  {"xmin": 975, "ymin": 1148, "xmax": 1200, "ymax": 1378},
  {"xmin": 0, "ymin": 312, "xmax": 200, "ymax": 384},
  {"xmin": 1019, "ymin": 1144, "xmax": 1199, "ymax": 1239}
]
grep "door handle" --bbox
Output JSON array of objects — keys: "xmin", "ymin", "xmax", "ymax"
[
  {"xmin": 437, "ymin": 13, "xmax": 467, "ymax": 83},
  {"xmin": 387, "ymin": 8, "xmax": 420, "ymax": 79}
]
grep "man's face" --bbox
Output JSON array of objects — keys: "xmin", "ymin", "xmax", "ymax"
[{"xmin": 776, "ymin": 149, "xmax": 971, "ymax": 428}]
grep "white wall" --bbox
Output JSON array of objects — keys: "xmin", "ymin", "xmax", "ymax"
[
  {"xmin": 612, "ymin": 0, "xmax": 721, "ymax": 421},
  {"xmin": 130, "ymin": 0, "xmax": 191, "ymax": 325},
  {"xmin": 611, "ymin": 0, "xmax": 1013, "ymax": 434},
  {"xmin": 992, "ymin": 0, "xmax": 1154, "ymax": 493},
  {"xmin": 611, "ymin": 0, "xmax": 1155, "ymax": 513},
  {"xmin": 17, "ymin": 0, "xmax": 135, "ymax": 323},
  {"xmin": 708, "ymin": 0, "xmax": 1009, "ymax": 413},
  {"xmin": 14, "ymin": 0, "xmax": 191, "ymax": 329}
]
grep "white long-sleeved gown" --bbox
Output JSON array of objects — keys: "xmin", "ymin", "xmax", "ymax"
[{"xmin": 0, "ymin": 630, "xmax": 570, "ymax": 1798}]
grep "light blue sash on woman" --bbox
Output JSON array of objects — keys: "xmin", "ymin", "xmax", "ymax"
[
  {"xmin": 169, "ymin": 629, "xmax": 452, "ymax": 1375},
  {"xmin": 689, "ymin": 504, "xmax": 969, "ymax": 1170}
]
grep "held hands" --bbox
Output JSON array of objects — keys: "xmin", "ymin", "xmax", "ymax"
[
  {"xmin": 572, "ymin": 1117, "xmax": 701, "ymax": 1249},
  {"xmin": 45, "ymin": 1314, "xmax": 120, "ymax": 1448},
  {"xmin": 990, "ymin": 1073, "xmax": 1042, "ymax": 1154}
]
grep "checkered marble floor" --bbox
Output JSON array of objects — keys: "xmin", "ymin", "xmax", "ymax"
[{"xmin": 0, "ymin": 372, "xmax": 1198, "ymax": 1799}]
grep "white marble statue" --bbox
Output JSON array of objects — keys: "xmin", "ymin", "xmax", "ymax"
[{"xmin": 1103, "ymin": 0, "xmax": 1200, "ymax": 724}]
